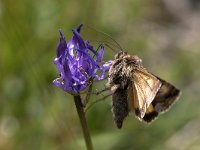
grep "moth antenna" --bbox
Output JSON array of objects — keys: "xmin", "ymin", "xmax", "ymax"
[
  {"xmin": 104, "ymin": 43, "xmax": 118, "ymax": 53},
  {"xmin": 85, "ymin": 25, "xmax": 124, "ymax": 52},
  {"xmin": 90, "ymin": 40, "xmax": 119, "ymax": 53}
]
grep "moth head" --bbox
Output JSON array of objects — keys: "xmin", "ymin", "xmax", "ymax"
[
  {"xmin": 126, "ymin": 55, "xmax": 142, "ymax": 65},
  {"xmin": 114, "ymin": 51, "xmax": 142, "ymax": 65},
  {"xmin": 114, "ymin": 51, "xmax": 128, "ymax": 59}
]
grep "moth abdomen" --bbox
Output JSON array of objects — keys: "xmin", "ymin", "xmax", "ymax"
[{"xmin": 112, "ymin": 88, "xmax": 129, "ymax": 128}]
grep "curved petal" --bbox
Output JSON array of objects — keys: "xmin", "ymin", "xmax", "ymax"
[
  {"xmin": 96, "ymin": 45, "xmax": 104, "ymax": 62},
  {"xmin": 76, "ymin": 24, "xmax": 83, "ymax": 33},
  {"xmin": 57, "ymin": 30, "xmax": 67, "ymax": 59},
  {"xmin": 96, "ymin": 60, "xmax": 113, "ymax": 80},
  {"xmin": 72, "ymin": 29, "xmax": 87, "ymax": 51}
]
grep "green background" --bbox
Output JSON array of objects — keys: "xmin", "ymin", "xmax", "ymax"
[{"xmin": 1, "ymin": 0, "xmax": 200, "ymax": 149}]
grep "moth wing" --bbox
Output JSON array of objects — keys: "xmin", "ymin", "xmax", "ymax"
[
  {"xmin": 152, "ymin": 77, "xmax": 181, "ymax": 113},
  {"xmin": 128, "ymin": 69, "xmax": 161, "ymax": 119},
  {"xmin": 141, "ymin": 77, "xmax": 181, "ymax": 123}
]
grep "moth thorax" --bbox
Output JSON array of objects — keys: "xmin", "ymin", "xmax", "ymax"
[{"xmin": 122, "ymin": 65, "xmax": 132, "ymax": 76}]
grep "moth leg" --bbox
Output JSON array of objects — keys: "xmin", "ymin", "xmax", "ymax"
[
  {"xmin": 85, "ymin": 93, "xmax": 112, "ymax": 112},
  {"xmin": 80, "ymin": 87, "xmax": 108, "ymax": 95},
  {"xmin": 95, "ymin": 87, "xmax": 110, "ymax": 95},
  {"xmin": 81, "ymin": 83, "xmax": 93, "ymax": 107},
  {"xmin": 81, "ymin": 84, "xmax": 111, "ymax": 107}
]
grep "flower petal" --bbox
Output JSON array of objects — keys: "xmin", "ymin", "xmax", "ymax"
[
  {"xmin": 96, "ymin": 60, "xmax": 113, "ymax": 80},
  {"xmin": 57, "ymin": 30, "xmax": 67, "ymax": 59},
  {"xmin": 72, "ymin": 29, "xmax": 87, "ymax": 51},
  {"xmin": 97, "ymin": 45, "xmax": 104, "ymax": 62}
]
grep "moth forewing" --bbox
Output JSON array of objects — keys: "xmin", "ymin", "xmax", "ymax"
[{"xmin": 130, "ymin": 69, "xmax": 162, "ymax": 119}]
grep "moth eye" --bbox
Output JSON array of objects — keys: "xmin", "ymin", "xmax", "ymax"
[
  {"xmin": 133, "ymin": 56, "xmax": 142, "ymax": 64},
  {"xmin": 136, "ymin": 58, "xmax": 142, "ymax": 63}
]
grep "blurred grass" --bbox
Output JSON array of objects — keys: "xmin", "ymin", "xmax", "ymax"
[{"xmin": 1, "ymin": 0, "xmax": 200, "ymax": 149}]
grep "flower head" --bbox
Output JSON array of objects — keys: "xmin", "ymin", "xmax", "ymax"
[{"xmin": 53, "ymin": 24, "xmax": 112, "ymax": 94}]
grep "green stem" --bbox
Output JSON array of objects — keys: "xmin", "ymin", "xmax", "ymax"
[{"xmin": 74, "ymin": 95, "xmax": 94, "ymax": 150}]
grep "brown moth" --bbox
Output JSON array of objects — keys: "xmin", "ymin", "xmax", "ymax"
[{"xmin": 106, "ymin": 51, "xmax": 181, "ymax": 128}]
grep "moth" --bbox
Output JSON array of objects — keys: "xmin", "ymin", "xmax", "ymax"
[{"xmin": 106, "ymin": 51, "xmax": 181, "ymax": 128}]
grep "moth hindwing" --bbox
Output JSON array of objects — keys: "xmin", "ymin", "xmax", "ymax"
[{"xmin": 106, "ymin": 51, "xmax": 181, "ymax": 128}]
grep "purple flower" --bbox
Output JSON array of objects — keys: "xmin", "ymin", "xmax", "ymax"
[{"xmin": 53, "ymin": 24, "xmax": 112, "ymax": 94}]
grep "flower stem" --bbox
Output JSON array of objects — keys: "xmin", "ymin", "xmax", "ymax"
[{"xmin": 73, "ymin": 95, "xmax": 93, "ymax": 150}]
